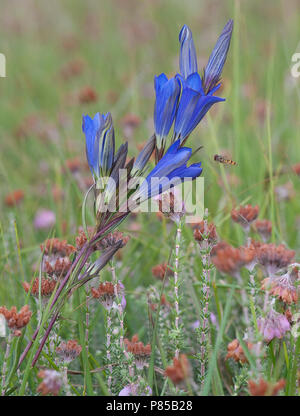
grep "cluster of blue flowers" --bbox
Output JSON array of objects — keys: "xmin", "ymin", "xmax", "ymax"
[{"xmin": 82, "ymin": 20, "xmax": 233, "ymax": 215}]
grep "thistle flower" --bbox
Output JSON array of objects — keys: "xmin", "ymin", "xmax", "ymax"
[
  {"xmin": 231, "ymin": 204, "xmax": 259, "ymax": 232},
  {"xmin": 261, "ymin": 268, "xmax": 299, "ymax": 304},
  {"xmin": 124, "ymin": 335, "xmax": 151, "ymax": 370},
  {"xmin": 225, "ymin": 339, "xmax": 253, "ymax": 364},
  {"xmin": 56, "ymin": 340, "xmax": 82, "ymax": 364},
  {"xmin": 0, "ymin": 305, "xmax": 32, "ymax": 337},
  {"xmin": 248, "ymin": 378, "xmax": 285, "ymax": 396},
  {"xmin": 253, "ymin": 219, "xmax": 272, "ymax": 242},
  {"xmin": 258, "ymin": 309, "xmax": 290, "ymax": 342},
  {"xmin": 256, "ymin": 243, "xmax": 295, "ymax": 276},
  {"xmin": 165, "ymin": 354, "xmax": 192, "ymax": 386},
  {"xmin": 37, "ymin": 370, "xmax": 62, "ymax": 396}
]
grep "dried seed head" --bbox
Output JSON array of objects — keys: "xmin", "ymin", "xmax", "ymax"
[
  {"xmin": 56, "ymin": 340, "xmax": 82, "ymax": 364},
  {"xmin": 193, "ymin": 221, "xmax": 218, "ymax": 247},
  {"xmin": 124, "ymin": 335, "xmax": 151, "ymax": 370},
  {"xmin": 248, "ymin": 378, "xmax": 285, "ymax": 396},
  {"xmin": 37, "ymin": 370, "xmax": 62, "ymax": 396},
  {"xmin": 41, "ymin": 238, "xmax": 75, "ymax": 257},
  {"xmin": 256, "ymin": 243, "xmax": 295, "ymax": 276},
  {"xmin": 91, "ymin": 281, "xmax": 121, "ymax": 310},
  {"xmin": 44, "ymin": 257, "xmax": 72, "ymax": 279},
  {"xmin": 211, "ymin": 242, "xmax": 255, "ymax": 277},
  {"xmin": 97, "ymin": 231, "xmax": 129, "ymax": 251},
  {"xmin": 165, "ymin": 354, "xmax": 192, "ymax": 386},
  {"xmin": 0, "ymin": 305, "xmax": 32, "ymax": 336},
  {"xmin": 225, "ymin": 339, "xmax": 253, "ymax": 364},
  {"xmin": 231, "ymin": 204, "xmax": 259, "ymax": 232},
  {"xmin": 254, "ymin": 219, "xmax": 272, "ymax": 242},
  {"xmin": 261, "ymin": 269, "xmax": 298, "ymax": 304},
  {"xmin": 23, "ymin": 278, "xmax": 56, "ymax": 298}
]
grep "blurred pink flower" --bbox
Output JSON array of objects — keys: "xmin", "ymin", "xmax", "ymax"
[
  {"xmin": 34, "ymin": 210, "xmax": 56, "ymax": 230},
  {"xmin": 258, "ymin": 309, "xmax": 290, "ymax": 342}
]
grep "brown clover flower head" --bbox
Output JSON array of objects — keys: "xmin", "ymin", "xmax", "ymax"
[
  {"xmin": 256, "ymin": 243, "xmax": 295, "ymax": 276},
  {"xmin": 56, "ymin": 340, "xmax": 82, "ymax": 364},
  {"xmin": 44, "ymin": 257, "xmax": 72, "ymax": 279},
  {"xmin": 151, "ymin": 263, "xmax": 173, "ymax": 280},
  {"xmin": 248, "ymin": 378, "xmax": 285, "ymax": 396},
  {"xmin": 261, "ymin": 269, "xmax": 298, "ymax": 304},
  {"xmin": 292, "ymin": 163, "xmax": 300, "ymax": 177},
  {"xmin": 193, "ymin": 221, "xmax": 218, "ymax": 247},
  {"xmin": 231, "ymin": 204, "xmax": 259, "ymax": 231},
  {"xmin": 37, "ymin": 369, "xmax": 62, "ymax": 396},
  {"xmin": 91, "ymin": 281, "xmax": 121, "ymax": 310},
  {"xmin": 156, "ymin": 189, "xmax": 185, "ymax": 224},
  {"xmin": 23, "ymin": 278, "xmax": 56, "ymax": 298},
  {"xmin": 164, "ymin": 354, "xmax": 192, "ymax": 386},
  {"xmin": 258, "ymin": 309, "xmax": 290, "ymax": 342},
  {"xmin": 41, "ymin": 238, "xmax": 75, "ymax": 257},
  {"xmin": 254, "ymin": 219, "xmax": 272, "ymax": 242},
  {"xmin": 124, "ymin": 335, "xmax": 151, "ymax": 370},
  {"xmin": 97, "ymin": 231, "xmax": 129, "ymax": 251},
  {"xmin": 4, "ymin": 189, "xmax": 25, "ymax": 207},
  {"xmin": 211, "ymin": 242, "xmax": 255, "ymax": 277},
  {"xmin": 78, "ymin": 86, "xmax": 98, "ymax": 103},
  {"xmin": 0, "ymin": 305, "xmax": 32, "ymax": 336},
  {"xmin": 225, "ymin": 339, "xmax": 253, "ymax": 364},
  {"xmin": 75, "ymin": 226, "xmax": 95, "ymax": 250}
]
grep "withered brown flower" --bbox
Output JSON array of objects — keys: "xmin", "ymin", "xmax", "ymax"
[
  {"xmin": 231, "ymin": 204, "xmax": 259, "ymax": 231},
  {"xmin": 0, "ymin": 305, "xmax": 32, "ymax": 336},
  {"xmin": 248, "ymin": 378, "xmax": 285, "ymax": 396},
  {"xmin": 165, "ymin": 354, "xmax": 191, "ymax": 386},
  {"xmin": 124, "ymin": 335, "xmax": 151, "ymax": 369}
]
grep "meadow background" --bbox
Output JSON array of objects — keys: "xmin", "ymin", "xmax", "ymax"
[{"xmin": 0, "ymin": 0, "xmax": 299, "ymax": 396}]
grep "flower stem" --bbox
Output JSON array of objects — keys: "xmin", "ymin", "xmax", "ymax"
[
  {"xmin": 174, "ymin": 220, "xmax": 182, "ymax": 359},
  {"xmin": 1, "ymin": 332, "xmax": 12, "ymax": 396}
]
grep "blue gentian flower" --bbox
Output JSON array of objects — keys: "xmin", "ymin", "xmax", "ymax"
[
  {"xmin": 133, "ymin": 139, "xmax": 202, "ymax": 202},
  {"xmin": 173, "ymin": 20, "xmax": 233, "ymax": 142},
  {"xmin": 203, "ymin": 19, "xmax": 233, "ymax": 94},
  {"xmin": 154, "ymin": 74, "xmax": 180, "ymax": 149},
  {"xmin": 179, "ymin": 24, "xmax": 198, "ymax": 79},
  {"xmin": 174, "ymin": 73, "xmax": 224, "ymax": 141},
  {"xmin": 82, "ymin": 112, "xmax": 115, "ymax": 178}
]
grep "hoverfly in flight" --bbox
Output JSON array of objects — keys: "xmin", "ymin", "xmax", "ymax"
[{"xmin": 214, "ymin": 154, "xmax": 237, "ymax": 166}]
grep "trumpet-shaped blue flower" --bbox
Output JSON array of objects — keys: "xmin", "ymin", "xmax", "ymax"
[
  {"xmin": 134, "ymin": 139, "xmax": 202, "ymax": 202},
  {"xmin": 82, "ymin": 112, "xmax": 115, "ymax": 178},
  {"xmin": 203, "ymin": 19, "xmax": 233, "ymax": 94},
  {"xmin": 173, "ymin": 20, "xmax": 233, "ymax": 142},
  {"xmin": 154, "ymin": 74, "xmax": 180, "ymax": 149},
  {"xmin": 174, "ymin": 73, "xmax": 224, "ymax": 141},
  {"xmin": 179, "ymin": 24, "xmax": 198, "ymax": 79}
]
